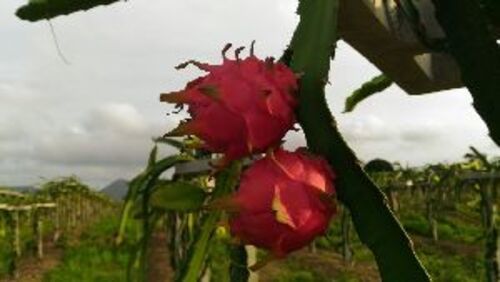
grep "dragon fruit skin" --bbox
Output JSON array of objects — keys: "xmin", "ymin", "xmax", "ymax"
[
  {"xmin": 228, "ymin": 148, "xmax": 336, "ymax": 258},
  {"xmin": 161, "ymin": 49, "xmax": 298, "ymax": 164}
]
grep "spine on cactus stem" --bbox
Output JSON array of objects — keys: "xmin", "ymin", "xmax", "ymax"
[{"xmin": 285, "ymin": 0, "xmax": 430, "ymax": 281}]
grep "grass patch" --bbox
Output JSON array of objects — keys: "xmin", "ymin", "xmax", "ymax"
[
  {"xmin": 271, "ymin": 258, "xmax": 330, "ymax": 282},
  {"xmin": 418, "ymin": 252, "xmax": 485, "ymax": 282},
  {"xmin": 0, "ymin": 240, "xmax": 14, "ymax": 277},
  {"xmin": 43, "ymin": 215, "xmax": 135, "ymax": 282}
]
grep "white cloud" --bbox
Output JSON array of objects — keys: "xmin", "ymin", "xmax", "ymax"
[
  {"xmin": 84, "ymin": 103, "xmax": 149, "ymax": 136},
  {"xmin": 32, "ymin": 102, "xmax": 169, "ymax": 166}
]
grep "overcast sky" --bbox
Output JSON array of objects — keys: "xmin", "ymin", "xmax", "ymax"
[{"xmin": 1, "ymin": 0, "xmax": 499, "ymax": 188}]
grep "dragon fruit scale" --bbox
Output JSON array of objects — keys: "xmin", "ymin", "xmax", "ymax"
[
  {"xmin": 161, "ymin": 44, "xmax": 298, "ymax": 165},
  {"xmin": 227, "ymin": 148, "xmax": 337, "ymax": 258}
]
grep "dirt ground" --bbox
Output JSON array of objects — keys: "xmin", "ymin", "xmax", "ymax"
[
  {"xmin": 259, "ymin": 249, "xmax": 381, "ymax": 282},
  {"xmin": 4, "ymin": 232, "xmax": 478, "ymax": 282},
  {"xmin": 412, "ymin": 234, "xmax": 481, "ymax": 258},
  {"xmin": 147, "ymin": 232, "xmax": 173, "ymax": 282},
  {"xmin": 0, "ymin": 240, "xmax": 62, "ymax": 282}
]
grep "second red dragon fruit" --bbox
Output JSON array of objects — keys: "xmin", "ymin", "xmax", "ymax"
[{"xmin": 227, "ymin": 148, "xmax": 337, "ymax": 258}]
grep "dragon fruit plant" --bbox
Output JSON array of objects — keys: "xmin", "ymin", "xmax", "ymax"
[{"xmin": 161, "ymin": 44, "xmax": 338, "ymax": 264}]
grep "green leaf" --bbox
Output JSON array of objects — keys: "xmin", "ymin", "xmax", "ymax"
[
  {"xmin": 343, "ymin": 74, "xmax": 392, "ymax": 113},
  {"xmin": 150, "ymin": 181, "xmax": 206, "ymax": 212},
  {"xmin": 178, "ymin": 212, "xmax": 218, "ymax": 282},
  {"xmin": 16, "ymin": 0, "xmax": 121, "ymax": 22},
  {"xmin": 147, "ymin": 145, "xmax": 158, "ymax": 168},
  {"xmin": 469, "ymin": 146, "xmax": 492, "ymax": 170},
  {"xmin": 287, "ymin": 0, "xmax": 430, "ymax": 281},
  {"xmin": 177, "ymin": 162, "xmax": 241, "ymax": 282},
  {"xmin": 115, "ymin": 152, "xmax": 189, "ymax": 246},
  {"xmin": 154, "ymin": 137, "xmax": 185, "ymax": 150}
]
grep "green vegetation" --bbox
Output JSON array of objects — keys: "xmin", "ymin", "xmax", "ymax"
[
  {"xmin": 0, "ymin": 158, "xmax": 492, "ymax": 282},
  {"xmin": 0, "ymin": 239, "xmax": 13, "ymax": 276},
  {"xmin": 257, "ymin": 203, "xmax": 486, "ymax": 282},
  {"xmin": 0, "ymin": 177, "xmax": 117, "ymax": 280},
  {"xmin": 43, "ymin": 215, "xmax": 135, "ymax": 282}
]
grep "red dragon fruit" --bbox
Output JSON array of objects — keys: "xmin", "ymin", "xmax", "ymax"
[
  {"xmin": 160, "ymin": 44, "xmax": 298, "ymax": 165},
  {"xmin": 226, "ymin": 148, "xmax": 336, "ymax": 258}
]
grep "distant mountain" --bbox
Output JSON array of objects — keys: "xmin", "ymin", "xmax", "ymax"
[
  {"xmin": 101, "ymin": 179, "xmax": 129, "ymax": 201},
  {"xmin": 4, "ymin": 185, "xmax": 37, "ymax": 194}
]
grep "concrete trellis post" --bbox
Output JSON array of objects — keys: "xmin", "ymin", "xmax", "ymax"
[
  {"xmin": 32, "ymin": 203, "xmax": 56, "ymax": 259},
  {"xmin": 53, "ymin": 198, "xmax": 61, "ymax": 242},
  {"xmin": 13, "ymin": 210, "xmax": 21, "ymax": 258},
  {"xmin": 460, "ymin": 171, "xmax": 499, "ymax": 282},
  {"xmin": 0, "ymin": 196, "xmax": 56, "ymax": 277},
  {"xmin": 33, "ymin": 210, "xmax": 43, "ymax": 259},
  {"xmin": 0, "ymin": 182, "xmax": 112, "ymax": 278}
]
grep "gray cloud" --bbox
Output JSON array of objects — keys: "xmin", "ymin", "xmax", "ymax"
[{"xmin": 1, "ymin": 0, "xmax": 499, "ymax": 187}]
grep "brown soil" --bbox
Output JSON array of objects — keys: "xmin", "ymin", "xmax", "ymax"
[
  {"xmin": 0, "ymin": 239, "xmax": 62, "ymax": 282},
  {"xmin": 411, "ymin": 234, "xmax": 481, "ymax": 258},
  {"xmin": 0, "ymin": 224, "xmax": 90, "ymax": 282},
  {"xmin": 147, "ymin": 232, "xmax": 173, "ymax": 282},
  {"xmin": 441, "ymin": 210, "xmax": 481, "ymax": 225},
  {"xmin": 258, "ymin": 249, "xmax": 381, "ymax": 282}
]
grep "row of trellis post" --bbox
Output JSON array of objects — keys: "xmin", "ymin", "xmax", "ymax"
[
  {"xmin": 0, "ymin": 180, "xmax": 115, "ymax": 279},
  {"xmin": 339, "ymin": 170, "xmax": 499, "ymax": 282}
]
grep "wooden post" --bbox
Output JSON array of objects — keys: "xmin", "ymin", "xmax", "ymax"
[
  {"xmin": 12, "ymin": 210, "xmax": 21, "ymax": 258},
  {"xmin": 33, "ymin": 210, "xmax": 43, "ymax": 259},
  {"xmin": 425, "ymin": 197, "xmax": 438, "ymax": 242},
  {"xmin": 246, "ymin": 246, "xmax": 259, "ymax": 282},
  {"xmin": 386, "ymin": 186, "xmax": 399, "ymax": 213},
  {"xmin": 309, "ymin": 241, "xmax": 317, "ymax": 254},
  {"xmin": 54, "ymin": 200, "xmax": 61, "ymax": 243},
  {"xmin": 341, "ymin": 206, "xmax": 353, "ymax": 263},
  {"xmin": 71, "ymin": 195, "xmax": 76, "ymax": 228},
  {"xmin": 63, "ymin": 198, "xmax": 67, "ymax": 231},
  {"xmin": 480, "ymin": 179, "xmax": 499, "ymax": 282},
  {"xmin": 76, "ymin": 194, "xmax": 82, "ymax": 223}
]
